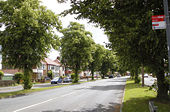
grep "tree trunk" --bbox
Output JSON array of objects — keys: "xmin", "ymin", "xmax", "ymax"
[
  {"xmin": 23, "ymin": 69, "xmax": 32, "ymax": 89},
  {"xmin": 91, "ymin": 67, "xmax": 94, "ymax": 80},
  {"xmin": 90, "ymin": 62, "xmax": 94, "ymax": 80},
  {"xmin": 101, "ymin": 74, "xmax": 105, "ymax": 79},
  {"xmin": 156, "ymin": 68, "xmax": 169, "ymax": 99},
  {"xmin": 74, "ymin": 64, "xmax": 79, "ymax": 83},
  {"xmin": 141, "ymin": 65, "xmax": 144, "ymax": 87},
  {"xmin": 134, "ymin": 68, "xmax": 140, "ymax": 84}
]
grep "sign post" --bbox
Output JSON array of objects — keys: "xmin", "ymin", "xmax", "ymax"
[
  {"xmin": 152, "ymin": 15, "xmax": 166, "ymax": 30},
  {"xmin": 0, "ymin": 45, "xmax": 2, "ymax": 70},
  {"xmin": 163, "ymin": 0, "xmax": 170, "ymax": 71}
]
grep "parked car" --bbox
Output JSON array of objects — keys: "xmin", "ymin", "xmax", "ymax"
[
  {"xmin": 109, "ymin": 75, "xmax": 114, "ymax": 78},
  {"xmin": 117, "ymin": 74, "xmax": 121, "ymax": 77},
  {"xmin": 45, "ymin": 77, "xmax": 51, "ymax": 81},
  {"xmin": 144, "ymin": 74, "xmax": 149, "ymax": 78},
  {"xmin": 51, "ymin": 77, "xmax": 62, "ymax": 84},
  {"xmin": 63, "ymin": 77, "xmax": 72, "ymax": 83}
]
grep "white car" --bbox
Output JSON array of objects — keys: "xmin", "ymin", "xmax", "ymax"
[{"xmin": 144, "ymin": 74, "xmax": 149, "ymax": 78}]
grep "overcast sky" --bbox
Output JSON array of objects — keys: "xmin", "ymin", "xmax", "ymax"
[{"xmin": 42, "ymin": 0, "xmax": 109, "ymax": 60}]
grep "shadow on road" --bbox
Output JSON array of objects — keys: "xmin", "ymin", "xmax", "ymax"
[
  {"xmin": 42, "ymin": 103, "xmax": 120, "ymax": 112},
  {"xmin": 107, "ymin": 80, "xmax": 126, "ymax": 82},
  {"xmin": 88, "ymin": 84, "xmax": 125, "ymax": 91},
  {"xmin": 75, "ymin": 84, "xmax": 125, "ymax": 91}
]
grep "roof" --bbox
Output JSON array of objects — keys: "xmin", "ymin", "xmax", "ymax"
[
  {"xmin": 53, "ymin": 59, "xmax": 61, "ymax": 66},
  {"xmin": 41, "ymin": 60, "xmax": 47, "ymax": 65},
  {"xmin": 44, "ymin": 58, "xmax": 59, "ymax": 66},
  {"xmin": 2, "ymin": 69, "xmax": 21, "ymax": 74}
]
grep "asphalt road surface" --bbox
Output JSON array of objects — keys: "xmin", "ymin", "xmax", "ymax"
[{"xmin": 0, "ymin": 77, "xmax": 127, "ymax": 112}]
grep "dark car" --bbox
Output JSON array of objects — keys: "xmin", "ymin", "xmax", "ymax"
[
  {"xmin": 51, "ymin": 77, "xmax": 62, "ymax": 84},
  {"xmin": 63, "ymin": 77, "xmax": 72, "ymax": 83},
  {"xmin": 109, "ymin": 75, "xmax": 114, "ymax": 78}
]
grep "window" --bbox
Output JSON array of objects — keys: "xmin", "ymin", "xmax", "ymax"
[
  {"xmin": 43, "ymin": 64, "xmax": 46, "ymax": 70},
  {"xmin": 51, "ymin": 65, "xmax": 54, "ymax": 70}
]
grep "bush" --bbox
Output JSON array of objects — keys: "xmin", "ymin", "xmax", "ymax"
[
  {"xmin": 47, "ymin": 70, "xmax": 54, "ymax": 79},
  {"xmin": 71, "ymin": 73, "xmax": 75, "ymax": 79},
  {"xmin": 0, "ymin": 71, "xmax": 4, "ymax": 80},
  {"xmin": 14, "ymin": 72, "xmax": 24, "ymax": 84},
  {"xmin": 134, "ymin": 76, "xmax": 141, "ymax": 84},
  {"xmin": 60, "ymin": 76, "xmax": 66, "ymax": 79}
]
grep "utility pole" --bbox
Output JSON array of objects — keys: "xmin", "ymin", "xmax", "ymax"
[{"xmin": 163, "ymin": 0, "xmax": 170, "ymax": 71}]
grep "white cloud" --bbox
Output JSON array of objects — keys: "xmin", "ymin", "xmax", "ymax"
[{"xmin": 42, "ymin": 0, "xmax": 109, "ymax": 60}]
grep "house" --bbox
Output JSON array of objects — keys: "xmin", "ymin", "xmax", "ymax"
[
  {"xmin": 0, "ymin": 51, "xmax": 65, "ymax": 81},
  {"xmin": 44, "ymin": 58, "xmax": 61, "ymax": 77},
  {"xmin": 32, "ymin": 58, "xmax": 61, "ymax": 81},
  {"xmin": 32, "ymin": 61, "xmax": 47, "ymax": 81},
  {"xmin": 54, "ymin": 57, "xmax": 65, "ymax": 76}
]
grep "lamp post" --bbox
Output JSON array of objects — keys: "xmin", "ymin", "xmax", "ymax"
[{"xmin": 163, "ymin": 0, "xmax": 170, "ymax": 71}]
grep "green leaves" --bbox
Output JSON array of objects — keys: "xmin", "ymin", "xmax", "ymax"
[
  {"xmin": 0, "ymin": 0, "xmax": 61, "ymax": 70},
  {"xmin": 60, "ymin": 22, "xmax": 94, "ymax": 71}
]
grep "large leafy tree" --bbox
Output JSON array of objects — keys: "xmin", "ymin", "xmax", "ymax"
[
  {"xmin": 99, "ymin": 49, "xmax": 115, "ymax": 79},
  {"xmin": 58, "ymin": 0, "xmax": 170, "ymax": 99},
  {"xmin": 88, "ymin": 44, "xmax": 105, "ymax": 80},
  {"xmin": 0, "ymin": 0, "xmax": 61, "ymax": 89},
  {"xmin": 60, "ymin": 22, "xmax": 94, "ymax": 83}
]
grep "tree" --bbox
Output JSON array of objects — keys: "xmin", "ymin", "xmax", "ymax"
[
  {"xmin": 0, "ymin": 0, "xmax": 61, "ymax": 89},
  {"xmin": 88, "ymin": 44, "xmax": 105, "ymax": 80},
  {"xmin": 99, "ymin": 49, "xmax": 115, "ymax": 79},
  {"xmin": 60, "ymin": 22, "xmax": 94, "ymax": 83},
  {"xmin": 14, "ymin": 72, "xmax": 24, "ymax": 84},
  {"xmin": 47, "ymin": 70, "xmax": 54, "ymax": 80},
  {"xmin": 59, "ymin": 0, "xmax": 169, "ymax": 99},
  {"xmin": 0, "ymin": 70, "xmax": 4, "ymax": 80}
]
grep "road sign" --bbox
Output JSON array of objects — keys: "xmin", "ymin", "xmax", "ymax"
[{"xmin": 152, "ymin": 15, "xmax": 166, "ymax": 30}]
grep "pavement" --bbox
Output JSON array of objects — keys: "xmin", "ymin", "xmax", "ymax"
[
  {"xmin": 0, "ymin": 79, "xmax": 89, "ymax": 93},
  {"xmin": 0, "ymin": 77, "xmax": 127, "ymax": 112}
]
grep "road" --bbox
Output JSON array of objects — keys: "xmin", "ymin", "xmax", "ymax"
[{"xmin": 0, "ymin": 77, "xmax": 127, "ymax": 112}]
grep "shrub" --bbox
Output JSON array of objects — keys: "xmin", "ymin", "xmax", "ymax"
[
  {"xmin": 14, "ymin": 72, "xmax": 24, "ymax": 84},
  {"xmin": 71, "ymin": 73, "xmax": 75, "ymax": 79},
  {"xmin": 134, "ymin": 76, "xmax": 141, "ymax": 84},
  {"xmin": 47, "ymin": 70, "xmax": 54, "ymax": 79},
  {"xmin": 0, "ymin": 70, "xmax": 4, "ymax": 79}
]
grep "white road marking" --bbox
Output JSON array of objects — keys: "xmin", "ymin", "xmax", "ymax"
[{"xmin": 13, "ymin": 92, "xmax": 76, "ymax": 112}]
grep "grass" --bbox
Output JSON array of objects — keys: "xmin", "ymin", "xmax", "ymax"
[
  {"xmin": 0, "ymin": 84, "xmax": 68, "ymax": 99},
  {"xmin": 122, "ymin": 80, "xmax": 170, "ymax": 112},
  {"xmin": 0, "ymin": 79, "xmax": 98, "ymax": 99}
]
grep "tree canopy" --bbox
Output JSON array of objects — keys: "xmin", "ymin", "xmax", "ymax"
[
  {"xmin": 88, "ymin": 44, "xmax": 105, "ymax": 80},
  {"xmin": 0, "ymin": 0, "xmax": 61, "ymax": 89},
  {"xmin": 60, "ymin": 22, "xmax": 94, "ymax": 83}
]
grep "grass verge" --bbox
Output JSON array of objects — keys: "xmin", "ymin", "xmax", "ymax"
[
  {"xmin": 0, "ymin": 79, "xmax": 98, "ymax": 99},
  {"xmin": 122, "ymin": 80, "xmax": 170, "ymax": 112}
]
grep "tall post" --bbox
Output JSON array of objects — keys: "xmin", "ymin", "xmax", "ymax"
[
  {"xmin": 164, "ymin": 0, "xmax": 170, "ymax": 71},
  {"xmin": 0, "ymin": 45, "xmax": 2, "ymax": 70},
  {"xmin": 141, "ymin": 65, "xmax": 144, "ymax": 87}
]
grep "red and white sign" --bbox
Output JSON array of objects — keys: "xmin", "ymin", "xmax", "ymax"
[{"xmin": 152, "ymin": 15, "xmax": 166, "ymax": 30}]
